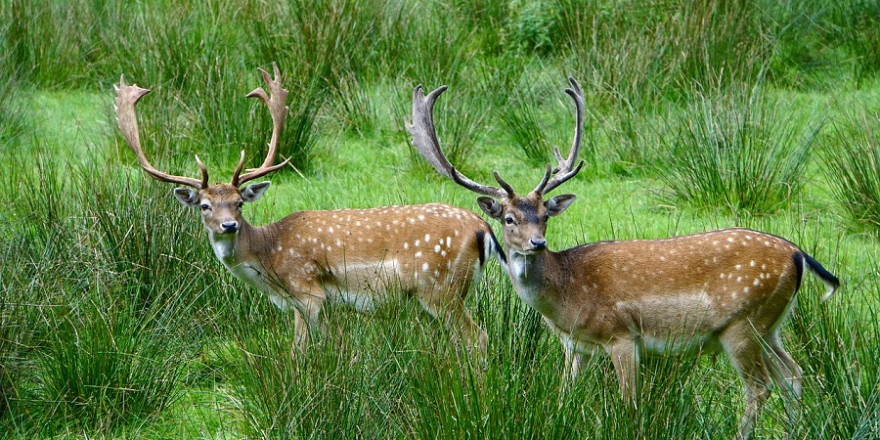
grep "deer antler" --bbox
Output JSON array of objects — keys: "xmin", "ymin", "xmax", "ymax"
[
  {"xmin": 115, "ymin": 75, "xmax": 208, "ymax": 189},
  {"xmin": 536, "ymin": 77, "xmax": 584, "ymax": 195},
  {"xmin": 408, "ymin": 78, "xmax": 585, "ymax": 199},
  {"xmin": 233, "ymin": 63, "xmax": 292, "ymax": 187},
  {"xmin": 406, "ymin": 85, "xmax": 510, "ymax": 199}
]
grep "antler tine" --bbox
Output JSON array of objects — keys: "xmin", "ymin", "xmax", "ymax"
[
  {"xmin": 406, "ymin": 84, "xmax": 509, "ymax": 199},
  {"xmin": 229, "ymin": 150, "xmax": 247, "ymax": 187},
  {"xmin": 532, "ymin": 165, "xmax": 553, "ymax": 195},
  {"xmin": 540, "ymin": 77, "xmax": 586, "ymax": 195},
  {"xmin": 236, "ymin": 62, "xmax": 291, "ymax": 186},
  {"xmin": 115, "ymin": 74, "xmax": 206, "ymax": 189},
  {"xmin": 491, "ymin": 172, "xmax": 516, "ymax": 198},
  {"xmin": 194, "ymin": 155, "xmax": 209, "ymax": 188}
]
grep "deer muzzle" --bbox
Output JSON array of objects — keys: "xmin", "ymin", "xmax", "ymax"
[{"xmin": 221, "ymin": 221, "xmax": 239, "ymax": 233}]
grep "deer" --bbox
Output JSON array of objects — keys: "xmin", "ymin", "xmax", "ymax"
[
  {"xmin": 406, "ymin": 78, "xmax": 840, "ymax": 439},
  {"xmin": 114, "ymin": 64, "xmax": 505, "ymax": 353}
]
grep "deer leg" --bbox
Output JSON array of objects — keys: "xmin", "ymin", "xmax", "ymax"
[
  {"xmin": 607, "ymin": 338, "xmax": 639, "ymax": 406},
  {"xmin": 722, "ymin": 327, "xmax": 771, "ymax": 440},
  {"xmin": 290, "ymin": 291, "xmax": 326, "ymax": 356},
  {"xmin": 417, "ymin": 294, "xmax": 487, "ymax": 353},
  {"xmin": 764, "ymin": 333, "xmax": 802, "ymax": 398},
  {"xmin": 563, "ymin": 346, "xmax": 584, "ymax": 384},
  {"xmin": 764, "ymin": 333, "xmax": 802, "ymax": 438},
  {"xmin": 455, "ymin": 304, "xmax": 488, "ymax": 354}
]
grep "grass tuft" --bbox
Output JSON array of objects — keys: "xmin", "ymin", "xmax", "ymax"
[
  {"xmin": 655, "ymin": 87, "xmax": 817, "ymax": 215},
  {"xmin": 822, "ymin": 110, "xmax": 880, "ymax": 235}
]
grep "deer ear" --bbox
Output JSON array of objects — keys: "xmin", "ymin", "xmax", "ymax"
[
  {"xmin": 241, "ymin": 181, "xmax": 271, "ymax": 202},
  {"xmin": 477, "ymin": 197, "xmax": 503, "ymax": 220},
  {"xmin": 544, "ymin": 194, "xmax": 576, "ymax": 217},
  {"xmin": 173, "ymin": 188, "xmax": 199, "ymax": 207}
]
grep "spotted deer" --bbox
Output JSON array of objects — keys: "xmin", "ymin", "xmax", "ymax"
[
  {"xmin": 114, "ymin": 64, "xmax": 503, "ymax": 352},
  {"xmin": 407, "ymin": 78, "xmax": 840, "ymax": 439}
]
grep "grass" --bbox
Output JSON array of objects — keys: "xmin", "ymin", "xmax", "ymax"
[
  {"xmin": 654, "ymin": 86, "xmax": 819, "ymax": 216},
  {"xmin": 2, "ymin": 0, "xmax": 880, "ymax": 438},
  {"xmin": 822, "ymin": 109, "xmax": 880, "ymax": 236}
]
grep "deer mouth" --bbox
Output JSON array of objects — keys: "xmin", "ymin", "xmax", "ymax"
[{"xmin": 514, "ymin": 246, "xmax": 547, "ymax": 257}]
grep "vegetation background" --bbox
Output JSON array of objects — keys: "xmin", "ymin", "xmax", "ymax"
[{"xmin": 1, "ymin": 0, "xmax": 879, "ymax": 438}]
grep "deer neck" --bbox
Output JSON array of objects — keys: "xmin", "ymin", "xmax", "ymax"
[
  {"xmin": 207, "ymin": 219, "xmax": 278, "ymax": 268},
  {"xmin": 507, "ymin": 250, "xmax": 561, "ymax": 317}
]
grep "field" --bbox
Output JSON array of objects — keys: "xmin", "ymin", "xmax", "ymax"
[{"xmin": 2, "ymin": 0, "xmax": 880, "ymax": 438}]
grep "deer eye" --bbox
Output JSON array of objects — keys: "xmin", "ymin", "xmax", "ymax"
[
  {"xmin": 200, "ymin": 203, "xmax": 211, "ymax": 211},
  {"xmin": 505, "ymin": 216, "xmax": 515, "ymax": 225}
]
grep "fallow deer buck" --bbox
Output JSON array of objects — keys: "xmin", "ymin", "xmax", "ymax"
[
  {"xmin": 114, "ymin": 64, "xmax": 503, "ymax": 352},
  {"xmin": 407, "ymin": 78, "xmax": 840, "ymax": 439}
]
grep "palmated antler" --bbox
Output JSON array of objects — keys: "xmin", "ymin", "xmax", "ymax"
[
  {"xmin": 407, "ymin": 78, "xmax": 585, "ymax": 199},
  {"xmin": 406, "ymin": 85, "xmax": 510, "ymax": 199},
  {"xmin": 233, "ymin": 63, "xmax": 292, "ymax": 187},
  {"xmin": 115, "ymin": 75, "xmax": 208, "ymax": 189}
]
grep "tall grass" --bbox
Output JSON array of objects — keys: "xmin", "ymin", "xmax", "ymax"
[
  {"xmin": 0, "ymin": 144, "xmax": 217, "ymax": 436},
  {"xmin": 0, "ymin": 61, "xmax": 25, "ymax": 150},
  {"xmin": 592, "ymin": 100, "xmax": 666, "ymax": 176},
  {"xmin": 499, "ymin": 80, "xmax": 554, "ymax": 165},
  {"xmin": 788, "ymin": 263, "xmax": 880, "ymax": 438},
  {"xmin": 429, "ymin": 88, "xmax": 491, "ymax": 171},
  {"xmin": 830, "ymin": 1, "xmax": 880, "ymax": 85},
  {"xmin": 554, "ymin": 0, "xmax": 767, "ymax": 109},
  {"xmin": 655, "ymin": 87, "xmax": 817, "ymax": 215},
  {"xmin": 36, "ymin": 285, "xmax": 193, "ymax": 432},
  {"xmin": 822, "ymin": 110, "xmax": 880, "ymax": 235},
  {"xmin": 223, "ymin": 303, "xmax": 410, "ymax": 439},
  {"xmin": 483, "ymin": 64, "xmax": 562, "ymax": 165}
]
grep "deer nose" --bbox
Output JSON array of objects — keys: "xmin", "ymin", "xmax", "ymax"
[
  {"xmin": 530, "ymin": 237, "xmax": 547, "ymax": 251},
  {"xmin": 221, "ymin": 221, "xmax": 239, "ymax": 233}
]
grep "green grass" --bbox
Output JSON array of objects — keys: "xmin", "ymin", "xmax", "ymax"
[
  {"xmin": 822, "ymin": 109, "xmax": 880, "ymax": 236},
  {"xmin": 654, "ymin": 86, "xmax": 819, "ymax": 216},
  {"xmin": 2, "ymin": 0, "xmax": 880, "ymax": 438}
]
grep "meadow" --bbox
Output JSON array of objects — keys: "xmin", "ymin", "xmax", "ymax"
[{"xmin": 1, "ymin": 0, "xmax": 879, "ymax": 438}]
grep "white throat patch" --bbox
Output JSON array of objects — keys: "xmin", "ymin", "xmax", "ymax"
[
  {"xmin": 209, "ymin": 232, "xmax": 236, "ymax": 264},
  {"xmin": 508, "ymin": 252, "xmax": 532, "ymax": 280}
]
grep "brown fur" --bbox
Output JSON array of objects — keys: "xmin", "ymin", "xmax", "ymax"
[
  {"xmin": 196, "ymin": 184, "xmax": 495, "ymax": 351},
  {"xmin": 490, "ymin": 192, "xmax": 837, "ymax": 440}
]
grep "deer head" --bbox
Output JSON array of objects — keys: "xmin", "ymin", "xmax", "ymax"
[
  {"xmin": 115, "ymin": 63, "xmax": 290, "ymax": 237},
  {"xmin": 407, "ymin": 78, "xmax": 585, "ymax": 257}
]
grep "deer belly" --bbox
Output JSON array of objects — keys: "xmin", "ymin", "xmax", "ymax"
[
  {"xmin": 640, "ymin": 332, "xmax": 717, "ymax": 355},
  {"xmin": 324, "ymin": 259, "xmax": 404, "ymax": 312},
  {"xmin": 617, "ymin": 292, "xmax": 724, "ymax": 354}
]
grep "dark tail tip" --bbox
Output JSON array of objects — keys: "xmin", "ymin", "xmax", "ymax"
[{"xmin": 802, "ymin": 253, "xmax": 840, "ymax": 300}]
